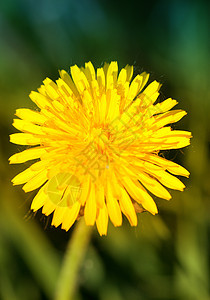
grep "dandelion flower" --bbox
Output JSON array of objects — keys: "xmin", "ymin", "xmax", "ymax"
[{"xmin": 9, "ymin": 62, "xmax": 191, "ymax": 235}]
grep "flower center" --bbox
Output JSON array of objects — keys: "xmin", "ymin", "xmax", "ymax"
[{"xmin": 91, "ymin": 127, "xmax": 110, "ymax": 154}]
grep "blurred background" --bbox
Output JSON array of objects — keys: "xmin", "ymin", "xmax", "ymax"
[{"xmin": 0, "ymin": 0, "xmax": 210, "ymax": 299}]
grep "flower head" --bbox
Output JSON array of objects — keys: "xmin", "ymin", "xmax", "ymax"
[{"xmin": 9, "ymin": 62, "xmax": 191, "ymax": 235}]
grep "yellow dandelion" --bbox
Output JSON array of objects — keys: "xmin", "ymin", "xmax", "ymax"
[{"xmin": 9, "ymin": 61, "xmax": 191, "ymax": 235}]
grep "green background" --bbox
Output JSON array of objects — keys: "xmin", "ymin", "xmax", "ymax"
[{"xmin": 0, "ymin": 0, "xmax": 209, "ymax": 299}]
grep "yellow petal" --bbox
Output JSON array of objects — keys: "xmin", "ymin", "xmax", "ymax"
[
  {"xmin": 30, "ymin": 160, "xmax": 49, "ymax": 171},
  {"xmin": 167, "ymin": 163, "xmax": 190, "ymax": 177},
  {"xmin": 106, "ymin": 61, "xmax": 118, "ymax": 89},
  {"xmin": 12, "ymin": 167, "xmax": 38, "ymax": 185},
  {"xmin": 153, "ymin": 110, "xmax": 187, "ymax": 129},
  {"xmin": 152, "ymin": 127, "xmax": 172, "ymax": 137},
  {"xmin": 126, "ymin": 74, "xmax": 143, "ymax": 103},
  {"xmin": 51, "ymin": 100, "xmax": 65, "ymax": 112},
  {"xmin": 78, "ymin": 177, "xmax": 91, "ymax": 205},
  {"xmin": 143, "ymin": 80, "xmax": 161, "ymax": 98},
  {"xmin": 158, "ymin": 130, "xmax": 192, "ymax": 149},
  {"xmin": 41, "ymin": 126, "xmax": 71, "ymax": 138},
  {"xmin": 71, "ymin": 65, "xmax": 89, "ymax": 94},
  {"xmin": 56, "ymin": 78, "xmax": 74, "ymax": 103},
  {"xmin": 95, "ymin": 183, "xmax": 105, "ymax": 208},
  {"xmin": 124, "ymin": 64, "xmax": 133, "ymax": 82},
  {"xmin": 52, "ymin": 207, "xmax": 67, "ymax": 227},
  {"xmin": 145, "ymin": 154, "xmax": 190, "ymax": 177},
  {"xmin": 135, "ymin": 181, "xmax": 158, "ymax": 214},
  {"xmin": 155, "ymin": 98, "xmax": 177, "ymax": 114},
  {"xmin": 61, "ymin": 202, "xmax": 81, "ymax": 231},
  {"xmin": 96, "ymin": 205, "xmax": 108, "ymax": 236},
  {"xmin": 109, "ymin": 170, "xmax": 121, "ymax": 198},
  {"xmin": 29, "ymin": 91, "xmax": 51, "ymax": 109},
  {"xmin": 149, "ymin": 169, "xmax": 185, "ymax": 191},
  {"xmin": 84, "ymin": 183, "xmax": 96, "ymax": 226},
  {"xmin": 121, "ymin": 176, "xmax": 158, "ymax": 215},
  {"xmin": 119, "ymin": 188, "xmax": 137, "ymax": 226},
  {"xmin": 98, "ymin": 94, "xmax": 106, "ymax": 123},
  {"xmin": 23, "ymin": 169, "xmax": 48, "ymax": 192},
  {"xmin": 90, "ymin": 79, "xmax": 99, "ymax": 100},
  {"xmin": 137, "ymin": 171, "xmax": 171, "ymax": 200},
  {"xmin": 82, "ymin": 90, "xmax": 94, "ymax": 115},
  {"xmin": 147, "ymin": 91, "xmax": 160, "ymax": 104},
  {"xmin": 10, "ymin": 133, "xmax": 41, "ymax": 145},
  {"xmin": 38, "ymin": 84, "xmax": 47, "ymax": 96},
  {"xmin": 31, "ymin": 184, "xmax": 48, "ymax": 211},
  {"xmin": 42, "ymin": 201, "xmax": 56, "ymax": 216},
  {"xmin": 43, "ymin": 78, "xmax": 60, "ymax": 100},
  {"xmin": 117, "ymin": 68, "xmax": 127, "ymax": 85},
  {"xmin": 106, "ymin": 89, "xmax": 120, "ymax": 121},
  {"xmin": 83, "ymin": 61, "xmax": 96, "ymax": 81},
  {"xmin": 59, "ymin": 69, "xmax": 80, "ymax": 99},
  {"xmin": 97, "ymin": 67, "xmax": 105, "ymax": 92},
  {"xmin": 9, "ymin": 147, "xmax": 46, "ymax": 164},
  {"xmin": 139, "ymin": 72, "xmax": 149, "ymax": 91},
  {"xmin": 16, "ymin": 109, "xmax": 47, "ymax": 124},
  {"xmin": 106, "ymin": 181, "xmax": 122, "ymax": 226},
  {"xmin": 45, "ymin": 172, "xmax": 81, "ymax": 208},
  {"xmin": 13, "ymin": 119, "xmax": 43, "ymax": 135}
]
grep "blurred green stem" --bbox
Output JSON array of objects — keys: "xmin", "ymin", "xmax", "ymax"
[{"xmin": 55, "ymin": 219, "xmax": 92, "ymax": 300}]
